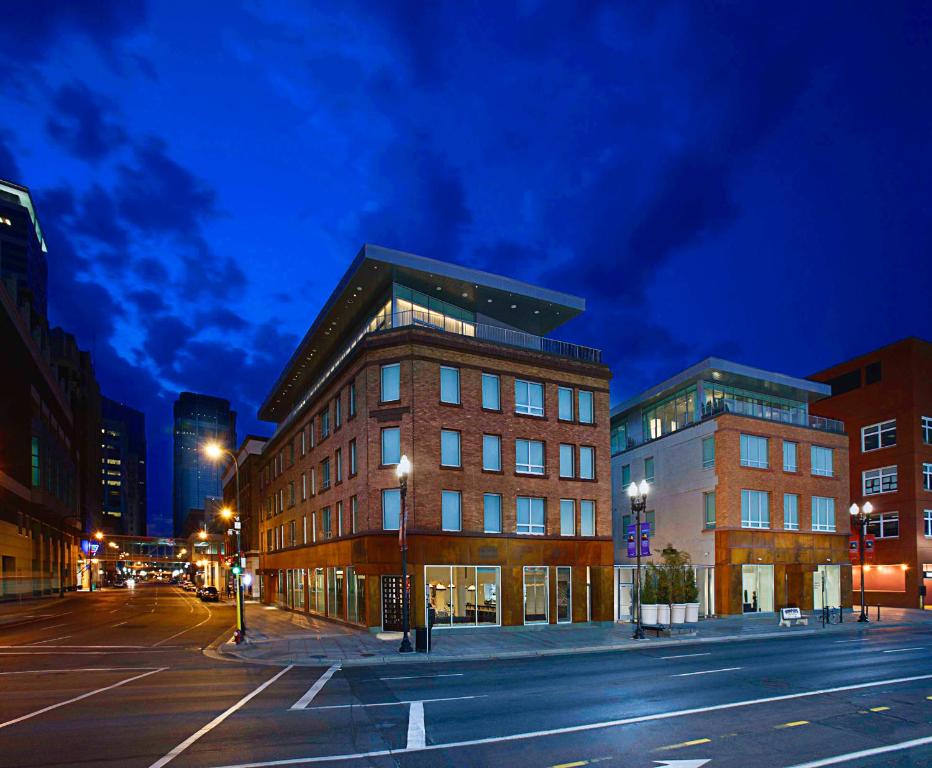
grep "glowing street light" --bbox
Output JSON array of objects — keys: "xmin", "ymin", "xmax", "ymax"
[
  {"xmin": 396, "ymin": 454, "xmax": 413, "ymax": 653},
  {"xmin": 627, "ymin": 479, "xmax": 650, "ymax": 640},
  {"xmin": 849, "ymin": 501, "xmax": 873, "ymax": 622}
]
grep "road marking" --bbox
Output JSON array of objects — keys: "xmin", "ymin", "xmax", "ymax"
[
  {"xmin": 406, "ymin": 702, "xmax": 425, "ymax": 749},
  {"xmin": 36, "ymin": 623, "xmax": 68, "ymax": 631},
  {"xmin": 672, "ymin": 667, "xmax": 741, "ymax": 677},
  {"xmin": 551, "ymin": 762, "xmax": 588, "ymax": 768},
  {"xmin": 1, "ymin": 645, "xmax": 156, "ymax": 649},
  {"xmin": 833, "ymin": 638, "xmax": 867, "ymax": 643},
  {"xmin": 28, "ymin": 635, "xmax": 72, "ymax": 645},
  {"xmin": 882, "ymin": 647, "xmax": 924, "ymax": 653},
  {"xmin": 291, "ymin": 664, "xmax": 341, "ymax": 709},
  {"xmin": 776, "ymin": 720, "xmax": 809, "ymax": 729},
  {"xmin": 148, "ymin": 664, "xmax": 294, "ymax": 768},
  {"xmin": 657, "ymin": 738, "xmax": 711, "ymax": 751},
  {"xmin": 783, "ymin": 733, "xmax": 932, "ymax": 767},
  {"xmin": 868, "ymin": 706, "xmax": 890, "ymax": 712},
  {"xmin": 0, "ymin": 667, "xmax": 165, "ymax": 730},
  {"xmin": 659, "ymin": 653, "xmax": 711, "ymax": 660},
  {"xmin": 307, "ymin": 695, "xmax": 482, "ymax": 711},
  {"xmin": 380, "ymin": 673, "xmax": 464, "ymax": 681},
  {"xmin": 151, "ymin": 600, "xmax": 213, "ymax": 647},
  {"xmin": 0, "ymin": 667, "xmax": 159, "ymax": 676},
  {"xmin": 203, "ymin": 672, "xmax": 932, "ymax": 768}
]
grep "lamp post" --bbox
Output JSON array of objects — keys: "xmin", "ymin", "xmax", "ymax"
[
  {"xmin": 849, "ymin": 501, "xmax": 873, "ymax": 622},
  {"xmin": 396, "ymin": 454, "xmax": 413, "ymax": 653},
  {"xmin": 627, "ymin": 479, "xmax": 650, "ymax": 640},
  {"xmin": 204, "ymin": 442, "xmax": 246, "ymax": 641}
]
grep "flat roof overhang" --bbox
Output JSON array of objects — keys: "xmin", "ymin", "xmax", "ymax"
[{"xmin": 259, "ymin": 244, "xmax": 586, "ymax": 423}]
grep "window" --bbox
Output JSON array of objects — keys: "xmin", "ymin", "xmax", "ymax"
[
  {"xmin": 741, "ymin": 489, "xmax": 770, "ymax": 529},
  {"xmin": 310, "ymin": 467, "xmax": 316, "ymax": 496},
  {"xmin": 440, "ymin": 366, "xmax": 460, "ymax": 404},
  {"xmin": 783, "ymin": 494, "xmax": 799, "ymax": 530},
  {"xmin": 350, "ymin": 496, "xmax": 357, "ymax": 534},
  {"xmin": 321, "ymin": 458, "xmax": 331, "ymax": 489},
  {"xmin": 702, "ymin": 437, "xmax": 715, "ymax": 469},
  {"xmin": 348, "ymin": 379, "xmax": 356, "ymax": 417},
  {"xmin": 337, "ymin": 500, "xmax": 343, "ymax": 536},
  {"xmin": 288, "ymin": 481, "xmax": 295, "ymax": 506},
  {"xmin": 301, "ymin": 473, "xmax": 307, "ymax": 501},
  {"xmin": 483, "ymin": 494, "xmax": 502, "ymax": 533},
  {"xmin": 349, "ymin": 439, "xmax": 357, "ymax": 475},
  {"xmin": 515, "ymin": 380, "xmax": 544, "ymax": 416},
  {"xmin": 925, "ymin": 463, "xmax": 932, "ymax": 492},
  {"xmin": 559, "ymin": 444, "xmax": 574, "ymax": 478},
  {"xmin": 482, "ymin": 434, "xmax": 501, "ymax": 471},
  {"xmin": 335, "ymin": 449, "xmax": 343, "ymax": 483},
  {"xmin": 441, "ymin": 430, "xmax": 461, "ymax": 467},
  {"xmin": 334, "ymin": 395, "xmax": 342, "ymax": 428},
  {"xmin": 322, "ymin": 507, "xmax": 332, "ymax": 539},
  {"xmin": 923, "ymin": 416, "xmax": 932, "ymax": 445},
  {"xmin": 560, "ymin": 499, "xmax": 575, "ymax": 536},
  {"xmin": 811, "ymin": 446, "xmax": 834, "ymax": 477},
  {"xmin": 481, "ymin": 373, "xmax": 500, "ymax": 410},
  {"xmin": 579, "ymin": 447, "xmax": 595, "ymax": 480},
  {"xmin": 558, "ymin": 387, "xmax": 574, "ymax": 420},
  {"xmin": 811, "ymin": 496, "xmax": 836, "ymax": 532},
  {"xmin": 783, "ymin": 441, "xmax": 798, "ymax": 472},
  {"xmin": 517, "ymin": 496, "xmax": 545, "ymax": 535},
  {"xmin": 925, "ymin": 510, "xmax": 932, "ymax": 537},
  {"xmin": 288, "ymin": 520, "xmax": 296, "ymax": 546},
  {"xmin": 645, "ymin": 457, "xmax": 655, "ymax": 483},
  {"xmin": 868, "ymin": 511, "xmax": 899, "ymax": 539},
  {"xmin": 381, "ymin": 427, "xmax": 400, "ymax": 466},
  {"xmin": 516, "ymin": 439, "xmax": 545, "ymax": 475},
  {"xmin": 862, "ymin": 420, "xmax": 896, "ymax": 452},
  {"xmin": 865, "ymin": 361, "xmax": 882, "ymax": 384},
  {"xmin": 300, "ymin": 429, "xmax": 306, "ymax": 456},
  {"xmin": 863, "ymin": 466, "xmax": 897, "ymax": 495},
  {"xmin": 320, "ymin": 408, "xmax": 330, "ymax": 439},
  {"xmin": 309, "ymin": 417, "xmax": 316, "ymax": 448},
  {"xmin": 382, "ymin": 489, "xmax": 400, "ymax": 530},
  {"xmin": 578, "ymin": 391, "xmax": 594, "ymax": 424},
  {"xmin": 381, "ymin": 363, "xmax": 400, "ymax": 402},
  {"xmin": 580, "ymin": 500, "xmax": 595, "ymax": 536},
  {"xmin": 441, "ymin": 490, "xmax": 462, "ymax": 531},
  {"xmin": 31, "ymin": 437, "xmax": 40, "ymax": 487},
  {"xmin": 311, "ymin": 511, "xmax": 317, "ymax": 543},
  {"xmin": 701, "ymin": 491, "xmax": 717, "ymax": 529},
  {"xmin": 740, "ymin": 434, "xmax": 769, "ymax": 468},
  {"xmin": 289, "ymin": 442, "xmax": 295, "ymax": 466},
  {"xmin": 621, "ymin": 464, "xmax": 631, "ymax": 486}
]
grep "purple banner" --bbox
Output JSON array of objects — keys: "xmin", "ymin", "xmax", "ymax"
[
  {"xmin": 639, "ymin": 522, "xmax": 651, "ymax": 557},
  {"xmin": 626, "ymin": 523, "xmax": 651, "ymax": 557},
  {"xmin": 626, "ymin": 524, "xmax": 637, "ymax": 558}
]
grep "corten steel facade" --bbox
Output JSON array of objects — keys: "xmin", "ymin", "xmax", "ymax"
[
  {"xmin": 612, "ymin": 359, "xmax": 852, "ymax": 617},
  {"xmin": 810, "ymin": 338, "xmax": 932, "ymax": 609},
  {"xmin": 256, "ymin": 245, "xmax": 613, "ymax": 630}
]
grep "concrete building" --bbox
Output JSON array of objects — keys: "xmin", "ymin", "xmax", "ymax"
[
  {"xmin": 221, "ymin": 435, "xmax": 268, "ymax": 600},
  {"xmin": 172, "ymin": 392, "xmax": 236, "ymax": 537},
  {"xmin": 611, "ymin": 358, "xmax": 851, "ymax": 617},
  {"xmin": 256, "ymin": 244, "xmax": 613, "ymax": 630},
  {"xmin": 0, "ymin": 179, "xmax": 48, "ymax": 320},
  {"xmin": 810, "ymin": 338, "xmax": 932, "ymax": 609},
  {"xmin": 100, "ymin": 396, "xmax": 147, "ymax": 537}
]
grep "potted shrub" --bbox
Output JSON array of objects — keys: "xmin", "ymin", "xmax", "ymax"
[
  {"xmin": 670, "ymin": 564, "xmax": 687, "ymax": 625},
  {"xmin": 639, "ymin": 566, "xmax": 659, "ymax": 626},
  {"xmin": 656, "ymin": 564, "xmax": 671, "ymax": 625},
  {"xmin": 684, "ymin": 566, "xmax": 701, "ymax": 623}
]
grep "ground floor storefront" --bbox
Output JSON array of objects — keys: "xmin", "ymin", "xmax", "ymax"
[{"xmin": 259, "ymin": 532, "xmax": 614, "ymax": 631}]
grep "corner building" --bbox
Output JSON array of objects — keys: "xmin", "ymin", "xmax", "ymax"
[{"xmin": 257, "ymin": 245, "xmax": 613, "ymax": 630}]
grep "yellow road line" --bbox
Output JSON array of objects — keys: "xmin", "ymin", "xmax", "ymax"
[
  {"xmin": 869, "ymin": 706, "xmax": 890, "ymax": 712},
  {"xmin": 551, "ymin": 762, "xmax": 588, "ymax": 768},
  {"xmin": 658, "ymin": 738, "xmax": 712, "ymax": 751},
  {"xmin": 776, "ymin": 720, "xmax": 810, "ymax": 729}
]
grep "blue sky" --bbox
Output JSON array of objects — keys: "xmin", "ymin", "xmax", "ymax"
[{"xmin": 1, "ymin": 2, "xmax": 929, "ymax": 536}]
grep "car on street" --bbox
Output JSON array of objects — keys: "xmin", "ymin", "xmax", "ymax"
[{"xmin": 199, "ymin": 586, "xmax": 219, "ymax": 602}]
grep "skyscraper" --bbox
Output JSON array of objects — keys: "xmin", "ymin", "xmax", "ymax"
[
  {"xmin": 100, "ymin": 396, "xmax": 147, "ymax": 537},
  {"xmin": 0, "ymin": 179, "xmax": 48, "ymax": 320},
  {"xmin": 172, "ymin": 392, "xmax": 236, "ymax": 537}
]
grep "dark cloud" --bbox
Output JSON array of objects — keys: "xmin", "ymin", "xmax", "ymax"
[
  {"xmin": 0, "ymin": 132, "xmax": 21, "ymax": 181},
  {"xmin": 145, "ymin": 315, "xmax": 195, "ymax": 373},
  {"xmin": 127, "ymin": 289, "xmax": 166, "ymax": 314},
  {"xmin": 46, "ymin": 81, "xmax": 127, "ymax": 160},
  {"xmin": 134, "ymin": 257, "xmax": 170, "ymax": 285},
  {"xmin": 197, "ymin": 306, "xmax": 248, "ymax": 332}
]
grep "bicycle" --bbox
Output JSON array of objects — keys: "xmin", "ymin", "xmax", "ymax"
[{"xmin": 823, "ymin": 606, "xmax": 841, "ymax": 625}]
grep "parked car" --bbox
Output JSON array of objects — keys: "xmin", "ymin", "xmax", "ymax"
[{"xmin": 199, "ymin": 586, "xmax": 219, "ymax": 602}]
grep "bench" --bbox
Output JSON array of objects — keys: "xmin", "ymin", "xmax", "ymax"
[{"xmin": 778, "ymin": 607, "xmax": 809, "ymax": 627}]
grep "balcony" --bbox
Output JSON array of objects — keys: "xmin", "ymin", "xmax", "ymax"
[{"xmin": 701, "ymin": 398, "xmax": 845, "ymax": 434}]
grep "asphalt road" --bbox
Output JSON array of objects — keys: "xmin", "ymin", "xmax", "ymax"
[{"xmin": 1, "ymin": 583, "xmax": 931, "ymax": 768}]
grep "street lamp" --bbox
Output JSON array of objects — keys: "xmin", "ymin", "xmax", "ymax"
[
  {"xmin": 203, "ymin": 441, "xmax": 247, "ymax": 642},
  {"xmin": 627, "ymin": 479, "xmax": 650, "ymax": 640},
  {"xmin": 849, "ymin": 501, "xmax": 873, "ymax": 622},
  {"xmin": 396, "ymin": 454, "xmax": 413, "ymax": 653}
]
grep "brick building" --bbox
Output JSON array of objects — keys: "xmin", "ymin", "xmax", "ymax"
[
  {"xmin": 221, "ymin": 435, "xmax": 268, "ymax": 599},
  {"xmin": 611, "ymin": 358, "xmax": 851, "ymax": 617},
  {"xmin": 256, "ymin": 245, "xmax": 613, "ymax": 630},
  {"xmin": 810, "ymin": 338, "xmax": 932, "ymax": 609}
]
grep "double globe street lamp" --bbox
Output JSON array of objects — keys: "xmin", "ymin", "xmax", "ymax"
[
  {"xmin": 849, "ymin": 501, "xmax": 873, "ymax": 623},
  {"xmin": 627, "ymin": 479, "xmax": 650, "ymax": 640}
]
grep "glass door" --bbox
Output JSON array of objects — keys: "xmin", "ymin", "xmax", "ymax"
[
  {"xmin": 741, "ymin": 564, "xmax": 774, "ymax": 612},
  {"xmin": 557, "ymin": 567, "xmax": 572, "ymax": 623},
  {"xmin": 814, "ymin": 565, "xmax": 841, "ymax": 610},
  {"xmin": 524, "ymin": 566, "xmax": 549, "ymax": 624}
]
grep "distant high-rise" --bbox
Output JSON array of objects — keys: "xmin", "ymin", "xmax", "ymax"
[
  {"xmin": 0, "ymin": 180, "xmax": 48, "ymax": 320},
  {"xmin": 172, "ymin": 392, "xmax": 236, "ymax": 537},
  {"xmin": 100, "ymin": 396, "xmax": 147, "ymax": 537}
]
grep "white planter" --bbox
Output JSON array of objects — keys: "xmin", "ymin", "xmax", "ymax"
[
  {"xmin": 641, "ymin": 603, "xmax": 659, "ymax": 625},
  {"xmin": 685, "ymin": 602, "xmax": 700, "ymax": 623},
  {"xmin": 671, "ymin": 603, "xmax": 687, "ymax": 624},
  {"xmin": 657, "ymin": 603, "xmax": 671, "ymax": 625}
]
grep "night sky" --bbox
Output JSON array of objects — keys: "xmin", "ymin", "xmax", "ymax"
[{"xmin": 1, "ymin": 2, "xmax": 929, "ymax": 536}]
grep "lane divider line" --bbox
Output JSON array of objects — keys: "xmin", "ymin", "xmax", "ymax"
[
  {"xmin": 660, "ymin": 653, "xmax": 712, "ymax": 660},
  {"xmin": 882, "ymin": 647, "xmax": 924, "ymax": 654},
  {"xmin": 380, "ymin": 673, "xmax": 464, "ymax": 681},
  {"xmin": 657, "ymin": 737, "xmax": 712, "ymax": 751},
  {"xmin": 0, "ymin": 667, "xmax": 159, "ymax": 676},
  {"xmin": 406, "ymin": 702, "xmax": 425, "ymax": 750},
  {"xmin": 783, "ymin": 733, "xmax": 932, "ymax": 768},
  {"xmin": 0, "ymin": 667, "xmax": 165, "ymax": 730},
  {"xmin": 306, "ymin": 695, "xmax": 482, "ymax": 712},
  {"xmin": 672, "ymin": 667, "xmax": 742, "ymax": 677},
  {"xmin": 775, "ymin": 721, "xmax": 810, "ymax": 729},
  {"xmin": 148, "ymin": 664, "xmax": 294, "ymax": 768},
  {"xmin": 868, "ymin": 706, "xmax": 890, "ymax": 712},
  {"xmin": 291, "ymin": 664, "xmax": 341, "ymax": 710}
]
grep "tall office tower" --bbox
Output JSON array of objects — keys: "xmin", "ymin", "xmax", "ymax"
[
  {"xmin": 173, "ymin": 393, "xmax": 236, "ymax": 537},
  {"xmin": 0, "ymin": 180, "xmax": 48, "ymax": 321},
  {"xmin": 100, "ymin": 396, "xmax": 148, "ymax": 537}
]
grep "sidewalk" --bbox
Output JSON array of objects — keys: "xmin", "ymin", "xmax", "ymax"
[{"xmin": 213, "ymin": 604, "xmax": 932, "ymax": 667}]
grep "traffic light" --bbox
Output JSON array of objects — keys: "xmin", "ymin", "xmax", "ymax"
[{"xmin": 231, "ymin": 565, "xmax": 242, "ymax": 576}]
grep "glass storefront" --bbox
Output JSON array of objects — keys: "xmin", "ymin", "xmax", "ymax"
[
  {"xmin": 327, "ymin": 567, "xmax": 345, "ymax": 619},
  {"xmin": 524, "ymin": 566, "xmax": 549, "ymax": 624},
  {"xmin": 310, "ymin": 567, "xmax": 325, "ymax": 614},
  {"xmin": 741, "ymin": 564, "xmax": 774, "ymax": 613},
  {"xmin": 294, "ymin": 569, "xmax": 305, "ymax": 610},
  {"xmin": 346, "ymin": 566, "xmax": 366, "ymax": 625},
  {"xmin": 556, "ymin": 567, "xmax": 572, "ymax": 623},
  {"xmin": 813, "ymin": 564, "xmax": 841, "ymax": 610},
  {"xmin": 425, "ymin": 565, "xmax": 500, "ymax": 627}
]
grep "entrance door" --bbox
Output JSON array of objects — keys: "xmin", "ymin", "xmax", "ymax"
[
  {"xmin": 814, "ymin": 565, "xmax": 841, "ymax": 610},
  {"xmin": 523, "ymin": 566, "xmax": 548, "ymax": 624},
  {"xmin": 741, "ymin": 564, "xmax": 774, "ymax": 612},
  {"xmin": 556, "ymin": 567, "xmax": 572, "ymax": 623},
  {"xmin": 381, "ymin": 574, "xmax": 409, "ymax": 632}
]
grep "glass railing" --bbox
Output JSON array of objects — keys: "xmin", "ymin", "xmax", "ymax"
[{"xmin": 273, "ymin": 309, "xmax": 601, "ymax": 437}]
